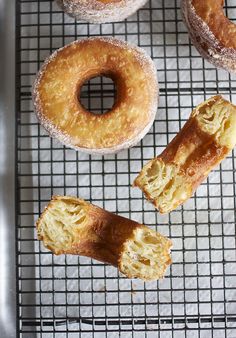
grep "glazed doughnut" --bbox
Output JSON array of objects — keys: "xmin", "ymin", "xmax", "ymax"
[
  {"xmin": 134, "ymin": 96, "xmax": 236, "ymax": 213},
  {"xmin": 33, "ymin": 37, "xmax": 158, "ymax": 155},
  {"xmin": 181, "ymin": 0, "xmax": 236, "ymax": 73},
  {"xmin": 37, "ymin": 196, "xmax": 172, "ymax": 281},
  {"xmin": 56, "ymin": 0, "xmax": 148, "ymax": 24}
]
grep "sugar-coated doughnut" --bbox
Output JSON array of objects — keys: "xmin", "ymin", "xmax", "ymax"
[
  {"xmin": 56, "ymin": 0, "xmax": 148, "ymax": 24},
  {"xmin": 181, "ymin": 0, "xmax": 236, "ymax": 73},
  {"xmin": 134, "ymin": 96, "xmax": 236, "ymax": 213},
  {"xmin": 37, "ymin": 195, "xmax": 172, "ymax": 281},
  {"xmin": 33, "ymin": 37, "xmax": 158, "ymax": 155}
]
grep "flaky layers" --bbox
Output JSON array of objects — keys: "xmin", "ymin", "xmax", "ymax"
[
  {"xmin": 37, "ymin": 196, "xmax": 172, "ymax": 281},
  {"xmin": 134, "ymin": 95, "xmax": 236, "ymax": 213},
  {"xmin": 181, "ymin": 0, "xmax": 236, "ymax": 73},
  {"xmin": 33, "ymin": 37, "xmax": 158, "ymax": 155},
  {"xmin": 56, "ymin": 0, "xmax": 148, "ymax": 24}
]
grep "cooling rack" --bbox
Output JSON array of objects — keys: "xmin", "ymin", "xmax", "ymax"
[{"xmin": 16, "ymin": 0, "xmax": 236, "ymax": 337}]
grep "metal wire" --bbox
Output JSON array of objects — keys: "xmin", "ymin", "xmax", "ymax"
[{"xmin": 16, "ymin": 0, "xmax": 236, "ymax": 337}]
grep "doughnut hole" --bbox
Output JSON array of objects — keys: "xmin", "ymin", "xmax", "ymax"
[{"xmin": 79, "ymin": 75, "xmax": 117, "ymax": 115}]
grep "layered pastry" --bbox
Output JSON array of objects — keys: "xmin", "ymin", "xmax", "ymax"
[
  {"xmin": 37, "ymin": 196, "xmax": 172, "ymax": 281},
  {"xmin": 134, "ymin": 96, "xmax": 236, "ymax": 213}
]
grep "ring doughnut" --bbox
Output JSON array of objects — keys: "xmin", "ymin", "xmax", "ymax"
[
  {"xmin": 181, "ymin": 0, "xmax": 236, "ymax": 73},
  {"xmin": 56, "ymin": 0, "xmax": 148, "ymax": 24},
  {"xmin": 33, "ymin": 37, "xmax": 158, "ymax": 155}
]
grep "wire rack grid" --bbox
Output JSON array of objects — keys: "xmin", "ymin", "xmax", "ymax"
[{"xmin": 16, "ymin": 0, "xmax": 236, "ymax": 337}]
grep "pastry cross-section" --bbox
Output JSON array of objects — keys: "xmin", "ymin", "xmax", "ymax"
[
  {"xmin": 37, "ymin": 195, "xmax": 172, "ymax": 281},
  {"xmin": 134, "ymin": 95, "xmax": 236, "ymax": 213}
]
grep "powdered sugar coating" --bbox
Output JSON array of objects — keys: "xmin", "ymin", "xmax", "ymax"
[
  {"xmin": 56, "ymin": 0, "xmax": 148, "ymax": 24},
  {"xmin": 33, "ymin": 37, "xmax": 159, "ymax": 155},
  {"xmin": 181, "ymin": 0, "xmax": 236, "ymax": 73}
]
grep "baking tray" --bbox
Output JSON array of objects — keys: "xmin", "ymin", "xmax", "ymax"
[{"xmin": 15, "ymin": 0, "xmax": 236, "ymax": 337}]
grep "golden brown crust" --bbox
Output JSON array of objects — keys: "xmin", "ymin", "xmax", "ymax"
[
  {"xmin": 181, "ymin": 0, "xmax": 236, "ymax": 72},
  {"xmin": 37, "ymin": 196, "xmax": 137, "ymax": 264},
  {"xmin": 33, "ymin": 37, "xmax": 158, "ymax": 154},
  {"xmin": 134, "ymin": 95, "xmax": 236, "ymax": 213},
  {"xmin": 37, "ymin": 196, "xmax": 172, "ymax": 280},
  {"xmin": 192, "ymin": 0, "xmax": 236, "ymax": 49}
]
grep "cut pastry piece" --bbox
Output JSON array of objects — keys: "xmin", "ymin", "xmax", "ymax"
[
  {"xmin": 37, "ymin": 196, "xmax": 172, "ymax": 281},
  {"xmin": 134, "ymin": 95, "xmax": 236, "ymax": 213}
]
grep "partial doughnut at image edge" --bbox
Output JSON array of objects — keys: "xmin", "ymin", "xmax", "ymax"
[
  {"xmin": 181, "ymin": 0, "xmax": 236, "ymax": 73},
  {"xmin": 37, "ymin": 195, "xmax": 172, "ymax": 281},
  {"xmin": 33, "ymin": 37, "xmax": 158, "ymax": 155},
  {"xmin": 134, "ymin": 95, "xmax": 236, "ymax": 213},
  {"xmin": 56, "ymin": 0, "xmax": 149, "ymax": 24}
]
